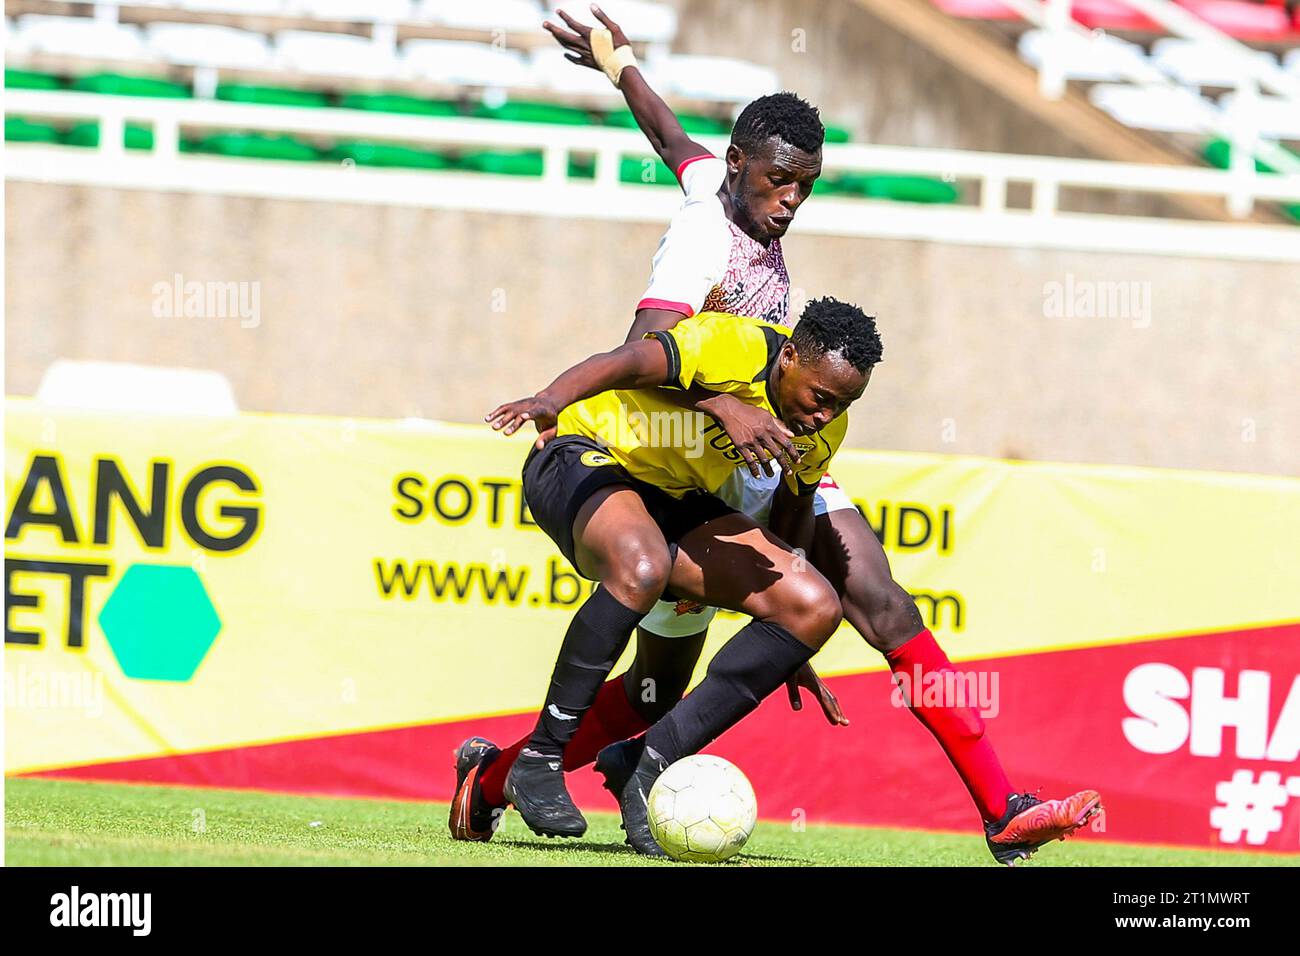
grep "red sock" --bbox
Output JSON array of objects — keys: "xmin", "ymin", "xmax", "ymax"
[
  {"xmin": 478, "ymin": 677, "xmax": 652, "ymax": 806},
  {"xmin": 886, "ymin": 629, "xmax": 1012, "ymax": 822}
]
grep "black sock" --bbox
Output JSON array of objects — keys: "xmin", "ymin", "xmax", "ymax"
[
  {"xmin": 525, "ymin": 586, "xmax": 645, "ymax": 758},
  {"xmin": 644, "ymin": 620, "xmax": 814, "ymax": 765}
]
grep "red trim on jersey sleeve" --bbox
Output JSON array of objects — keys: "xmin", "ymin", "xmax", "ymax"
[
  {"xmin": 675, "ymin": 153, "xmax": 716, "ymax": 182},
  {"xmin": 637, "ymin": 298, "xmax": 695, "ymax": 317}
]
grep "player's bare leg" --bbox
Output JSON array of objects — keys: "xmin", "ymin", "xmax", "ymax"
[
  {"xmin": 813, "ymin": 506, "xmax": 1102, "ymax": 864},
  {"xmin": 596, "ymin": 512, "xmax": 842, "ymax": 854},
  {"xmin": 501, "ymin": 484, "xmax": 675, "ymax": 838}
]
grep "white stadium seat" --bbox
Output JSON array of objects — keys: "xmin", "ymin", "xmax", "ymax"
[
  {"xmin": 529, "ymin": 45, "xmax": 621, "ymax": 95},
  {"xmin": 145, "ymin": 22, "xmax": 272, "ymax": 70},
  {"xmin": 178, "ymin": 0, "xmax": 291, "ymax": 14},
  {"xmin": 1150, "ymin": 38, "xmax": 1279, "ymax": 90},
  {"xmin": 290, "ymin": 0, "xmax": 416, "ymax": 21},
  {"xmin": 551, "ymin": 1, "xmax": 677, "ymax": 44},
  {"xmin": 1283, "ymin": 49, "xmax": 1300, "ymax": 75},
  {"xmin": 16, "ymin": 14, "xmax": 148, "ymax": 61},
  {"xmin": 420, "ymin": 0, "xmax": 545, "ymax": 33},
  {"xmin": 5, "ymin": 18, "xmax": 29, "ymax": 54},
  {"xmin": 275, "ymin": 29, "xmax": 401, "ymax": 77},
  {"xmin": 403, "ymin": 38, "xmax": 537, "ymax": 87},
  {"xmin": 1017, "ymin": 29, "xmax": 1149, "ymax": 83},
  {"xmin": 661, "ymin": 54, "xmax": 779, "ymax": 103},
  {"xmin": 1216, "ymin": 92, "xmax": 1300, "ymax": 141},
  {"xmin": 1088, "ymin": 83, "xmax": 1220, "ymax": 134}
]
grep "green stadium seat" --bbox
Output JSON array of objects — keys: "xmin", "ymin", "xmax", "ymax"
[
  {"xmin": 457, "ymin": 150, "xmax": 546, "ymax": 176},
  {"xmin": 215, "ymin": 84, "xmax": 329, "ymax": 108},
  {"xmin": 820, "ymin": 173, "xmax": 960, "ymax": 204},
  {"xmin": 620, "ymin": 155, "xmax": 677, "ymax": 187},
  {"xmin": 1203, "ymin": 139, "xmax": 1300, "ymax": 224},
  {"xmin": 70, "ymin": 73, "xmax": 191, "ymax": 99},
  {"xmin": 471, "ymin": 100, "xmax": 595, "ymax": 126},
  {"xmin": 603, "ymin": 108, "xmax": 730, "ymax": 137},
  {"xmin": 823, "ymin": 123, "xmax": 852, "ymax": 144},
  {"xmin": 5, "ymin": 69, "xmax": 63, "ymax": 90},
  {"xmin": 330, "ymin": 140, "xmax": 454, "ymax": 169},
  {"xmin": 188, "ymin": 133, "xmax": 322, "ymax": 162},
  {"xmin": 64, "ymin": 121, "xmax": 155, "ymax": 150},
  {"xmin": 5, "ymin": 117, "xmax": 61, "ymax": 143},
  {"xmin": 339, "ymin": 93, "xmax": 461, "ymax": 117},
  {"xmin": 568, "ymin": 155, "xmax": 597, "ymax": 179}
]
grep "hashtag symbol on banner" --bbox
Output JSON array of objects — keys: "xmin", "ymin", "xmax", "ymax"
[{"xmin": 1210, "ymin": 770, "xmax": 1292, "ymax": 846}]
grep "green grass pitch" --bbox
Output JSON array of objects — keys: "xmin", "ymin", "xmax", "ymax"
[{"xmin": 5, "ymin": 778, "xmax": 1296, "ymax": 867}]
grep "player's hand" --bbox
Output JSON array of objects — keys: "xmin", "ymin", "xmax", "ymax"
[
  {"xmin": 485, "ymin": 395, "xmax": 559, "ymax": 447},
  {"xmin": 543, "ymin": 4, "xmax": 631, "ymax": 71},
  {"xmin": 704, "ymin": 393, "xmax": 801, "ymax": 479},
  {"xmin": 786, "ymin": 663, "xmax": 849, "ymax": 727}
]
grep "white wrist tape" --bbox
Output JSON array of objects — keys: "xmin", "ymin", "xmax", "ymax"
[{"xmin": 590, "ymin": 27, "xmax": 637, "ymax": 87}]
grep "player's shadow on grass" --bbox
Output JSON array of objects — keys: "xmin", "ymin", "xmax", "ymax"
[{"xmin": 495, "ymin": 837, "xmax": 813, "ymax": 865}]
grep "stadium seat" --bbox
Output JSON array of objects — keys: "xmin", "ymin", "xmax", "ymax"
[
  {"xmin": 339, "ymin": 92, "xmax": 460, "ymax": 116},
  {"xmin": 552, "ymin": 1, "xmax": 677, "ymax": 44},
  {"xmin": 1150, "ymin": 37, "xmax": 1280, "ymax": 89},
  {"xmin": 1203, "ymin": 137, "xmax": 1300, "ymax": 222},
  {"xmin": 5, "ymin": 68, "xmax": 62, "ymax": 90},
  {"xmin": 530, "ymin": 46, "xmax": 623, "ymax": 95},
  {"xmin": 216, "ymin": 83, "xmax": 329, "ymax": 107},
  {"xmin": 330, "ymin": 140, "xmax": 455, "ymax": 169},
  {"xmin": 294, "ymin": 0, "xmax": 416, "ymax": 22},
  {"xmin": 188, "ymin": 132, "xmax": 323, "ymax": 161},
  {"xmin": 456, "ymin": 149, "xmax": 545, "ymax": 176},
  {"xmin": 603, "ymin": 107, "xmax": 729, "ymax": 135},
  {"xmin": 145, "ymin": 22, "xmax": 273, "ymax": 71},
  {"xmin": 35, "ymin": 360, "xmax": 239, "ymax": 415},
  {"xmin": 1068, "ymin": 0, "xmax": 1162, "ymax": 32},
  {"xmin": 16, "ymin": 15, "xmax": 150, "ymax": 61},
  {"xmin": 660, "ymin": 54, "xmax": 779, "ymax": 103},
  {"xmin": 473, "ymin": 99, "xmax": 595, "ymax": 124},
  {"xmin": 178, "ymin": 0, "xmax": 290, "ymax": 14},
  {"xmin": 5, "ymin": 116, "xmax": 61, "ymax": 143},
  {"xmin": 65, "ymin": 121, "xmax": 155, "ymax": 150},
  {"xmin": 1088, "ymin": 83, "xmax": 1219, "ymax": 133},
  {"xmin": 403, "ymin": 39, "xmax": 536, "ymax": 88},
  {"xmin": 422, "ymin": 0, "xmax": 545, "ymax": 33},
  {"xmin": 1018, "ymin": 29, "xmax": 1150, "ymax": 83},
  {"xmin": 1217, "ymin": 91, "xmax": 1300, "ymax": 140},
  {"xmin": 820, "ymin": 173, "xmax": 961, "ymax": 204},
  {"xmin": 620, "ymin": 154, "xmax": 676, "ymax": 186},
  {"xmin": 71, "ymin": 72, "xmax": 191, "ymax": 98},
  {"xmin": 4, "ymin": 17, "xmax": 28, "ymax": 55},
  {"xmin": 275, "ymin": 30, "xmax": 401, "ymax": 78},
  {"xmin": 1174, "ymin": 0, "xmax": 1293, "ymax": 41},
  {"xmin": 824, "ymin": 123, "xmax": 852, "ymax": 144},
  {"xmin": 929, "ymin": 0, "xmax": 1019, "ymax": 21}
]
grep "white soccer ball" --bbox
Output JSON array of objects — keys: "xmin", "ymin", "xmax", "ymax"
[{"xmin": 647, "ymin": 754, "xmax": 758, "ymax": 863}]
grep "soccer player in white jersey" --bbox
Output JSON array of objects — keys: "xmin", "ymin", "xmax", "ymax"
[{"xmin": 453, "ymin": 5, "xmax": 1100, "ymax": 865}]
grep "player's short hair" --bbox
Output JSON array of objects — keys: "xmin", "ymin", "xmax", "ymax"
[
  {"xmin": 791, "ymin": 297, "xmax": 883, "ymax": 374},
  {"xmin": 730, "ymin": 92, "xmax": 825, "ymax": 157}
]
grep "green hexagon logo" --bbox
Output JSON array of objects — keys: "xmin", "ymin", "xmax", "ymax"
[{"xmin": 97, "ymin": 564, "xmax": 221, "ymax": 682}]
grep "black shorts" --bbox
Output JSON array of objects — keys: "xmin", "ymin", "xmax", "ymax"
[{"xmin": 522, "ymin": 435, "xmax": 736, "ymax": 578}]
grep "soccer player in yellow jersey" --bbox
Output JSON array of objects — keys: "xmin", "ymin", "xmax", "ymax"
[{"xmin": 482, "ymin": 300, "xmax": 880, "ymax": 854}]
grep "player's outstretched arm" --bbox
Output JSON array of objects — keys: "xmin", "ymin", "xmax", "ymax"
[
  {"xmin": 485, "ymin": 339, "xmax": 669, "ymax": 444},
  {"xmin": 544, "ymin": 4, "xmax": 710, "ymax": 172}
]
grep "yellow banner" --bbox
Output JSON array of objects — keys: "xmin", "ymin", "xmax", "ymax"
[{"xmin": 5, "ymin": 398, "xmax": 1299, "ymax": 773}]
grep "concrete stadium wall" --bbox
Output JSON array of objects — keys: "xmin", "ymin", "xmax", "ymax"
[{"xmin": 6, "ymin": 181, "xmax": 1296, "ymax": 476}]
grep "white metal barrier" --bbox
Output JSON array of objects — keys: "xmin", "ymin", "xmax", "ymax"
[{"xmin": 6, "ymin": 89, "xmax": 1300, "ymax": 260}]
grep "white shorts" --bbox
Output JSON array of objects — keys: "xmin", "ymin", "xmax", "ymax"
[{"xmin": 639, "ymin": 473, "xmax": 857, "ymax": 638}]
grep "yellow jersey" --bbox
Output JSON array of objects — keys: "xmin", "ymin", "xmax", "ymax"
[{"xmin": 556, "ymin": 312, "xmax": 846, "ymax": 499}]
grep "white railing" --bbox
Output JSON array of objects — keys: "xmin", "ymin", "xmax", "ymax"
[
  {"xmin": 6, "ymin": 89, "xmax": 1300, "ymax": 260},
  {"xmin": 1000, "ymin": 0, "xmax": 1300, "ymax": 215}
]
